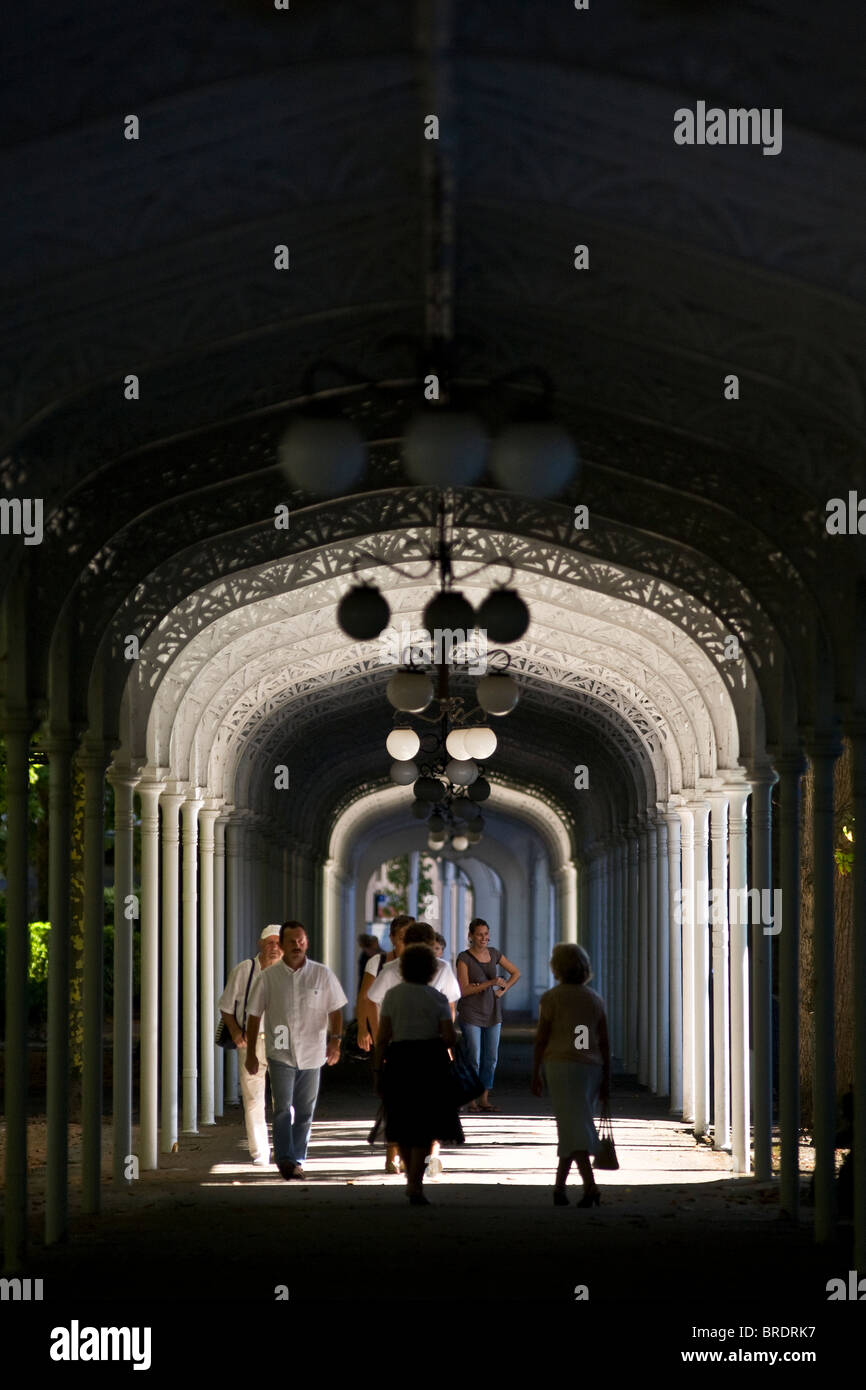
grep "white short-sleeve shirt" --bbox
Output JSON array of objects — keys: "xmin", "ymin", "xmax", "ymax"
[
  {"xmin": 364, "ymin": 953, "xmax": 384, "ymax": 978},
  {"xmin": 218, "ymin": 957, "xmax": 261, "ymax": 1025},
  {"xmin": 247, "ymin": 958, "xmax": 348, "ymax": 1069},
  {"xmin": 381, "ymin": 982, "xmax": 451, "ymax": 1042},
  {"xmin": 367, "ymin": 956, "xmax": 461, "ymax": 1007}
]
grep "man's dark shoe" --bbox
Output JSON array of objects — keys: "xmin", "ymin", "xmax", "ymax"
[
  {"xmin": 277, "ymin": 1161, "xmax": 296, "ymax": 1181},
  {"xmin": 290, "ymin": 1164, "xmax": 305, "ymax": 1179}
]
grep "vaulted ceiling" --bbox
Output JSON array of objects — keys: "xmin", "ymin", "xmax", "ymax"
[{"xmin": 2, "ymin": 0, "xmax": 864, "ymax": 854}]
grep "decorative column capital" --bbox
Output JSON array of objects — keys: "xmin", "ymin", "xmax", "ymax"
[
  {"xmin": 744, "ymin": 760, "xmax": 780, "ymax": 788},
  {"xmin": 106, "ymin": 760, "xmax": 144, "ymax": 791}
]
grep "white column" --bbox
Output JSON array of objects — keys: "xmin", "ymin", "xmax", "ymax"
[
  {"xmin": 691, "ymin": 798, "xmax": 711, "ymax": 1138},
  {"xmin": 665, "ymin": 808, "xmax": 683, "ymax": 1115},
  {"xmin": 678, "ymin": 804, "xmax": 695, "ymax": 1123},
  {"xmin": 138, "ymin": 779, "xmax": 164, "ymax": 1170},
  {"xmin": 181, "ymin": 794, "xmax": 202, "ymax": 1134},
  {"xmin": 655, "ymin": 814, "xmax": 670, "ymax": 1098},
  {"xmin": 160, "ymin": 789, "xmax": 186, "ymax": 1153},
  {"xmin": 637, "ymin": 819, "xmax": 650, "ymax": 1086},
  {"xmin": 646, "ymin": 819, "xmax": 659, "ymax": 1093},
  {"xmin": 726, "ymin": 782, "xmax": 751, "ymax": 1173},
  {"xmin": 213, "ymin": 814, "xmax": 228, "ymax": 1118},
  {"xmin": 322, "ymin": 858, "xmax": 340, "ymax": 966},
  {"xmin": 225, "ymin": 817, "xmax": 245, "ymax": 1105},
  {"xmin": 616, "ymin": 839, "xmax": 628, "ymax": 1062},
  {"xmin": 107, "ymin": 766, "xmax": 139, "ymax": 1189},
  {"xmin": 456, "ymin": 875, "xmax": 467, "ymax": 956},
  {"xmin": 626, "ymin": 828, "xmax": 640, "ymax": 1073},
  {"xmin": 561, "ymin": 860, "xmax": 578, "ymax": 942},
  {"xmin": 707, "ymin": 788, "xmax": 731, "ymax": 1150},
  {"xmin": 408, "ymin": 850, "xmax": 420, "ymax": 917},
  {"xmin": 199, "ymin": 805, "xmax": 220, "ymax": 1127}
]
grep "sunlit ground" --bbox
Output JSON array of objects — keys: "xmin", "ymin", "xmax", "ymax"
[{"xmin": 203, "ymin": 1111, "xmax": 738, "ymax": 1188}]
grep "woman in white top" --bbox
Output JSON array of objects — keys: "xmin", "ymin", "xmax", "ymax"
[{"xmin": 374, "ymin": 945, "xmax": 460, "ymax": 1206}]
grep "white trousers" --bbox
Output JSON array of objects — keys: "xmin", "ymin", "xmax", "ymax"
[{"xmin": 239, "ymin": 1033, "xmax": 270, "ymax": 1162}]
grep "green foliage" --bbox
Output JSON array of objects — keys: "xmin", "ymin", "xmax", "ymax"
[
  {"xmin": 0, "ymin": 918, "xmax": 141, "ymax": 1033},
  {"xmin": 383, "ymin": 854, "xmax": 435, "ymax": 916},
  {"xmin": 835, "ymin": 817, "xmax": 854, "ymax": 877}
]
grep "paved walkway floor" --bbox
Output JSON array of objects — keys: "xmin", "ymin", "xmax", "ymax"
[{"xmin": 7, "ymin": 1046, "xmax": 851, "ymax": 1320}]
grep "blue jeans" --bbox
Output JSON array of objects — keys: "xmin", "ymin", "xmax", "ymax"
[
  {"xmin": 267, "ymin": 1057, "xmax": 321, "ymax": 1165},
  {"xmin": 460, "ymin": 1022, "xmax": 502, "ymax": 1094}
]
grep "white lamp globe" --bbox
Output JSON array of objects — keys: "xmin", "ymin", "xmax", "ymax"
[
  {"xmin": 386, "ymin": 671, "xmax": 434, "ymax": 713},
  {"xmin": 476, "ymin": 674, "xmax": 519, "ymax": 716},
  {"xmin": 428, "ymin": 834, "xmax": 446, "ymax": 851},
  {"xmin": 463, "ymin": 726, "xmax": 497, "ymax": 760},
  {"xmin": 278, "ymin": 416, "xmax": 367, "ymax": 496},
  {"xmin": 390, "ymin": 760, "xmax": 419, "ymax": 785},
  {"xmin": 490, "ymin": 421, "xmax": 579, "ymax": 498},
  {"xmin": 451, "ymin": 834, "xmax": 470, "ymax": 852},
  {"xmin": 445, "ymin": 728, "xmax": 470, "ymax": 760},
  {"xmin": 446, "ymin": 757, "xmax": 479, "ymax": 786},
  {"xmin": 386, "ymin": 728, "xmax": 421, "ymax": 761},
  {"xmin": 403, "ymin": 410, "xmax": 489, "ymax": 488}
]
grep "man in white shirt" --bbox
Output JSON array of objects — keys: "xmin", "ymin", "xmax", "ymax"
[
  {"xmin": 245, "ymin": 921, "xmax": 348, "ymax": 1181},
  {"xmin": 218, "ymin": 924, "xmax": 283, "ymax": 1166}
]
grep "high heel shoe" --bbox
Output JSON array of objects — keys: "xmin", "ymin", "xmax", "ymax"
[
  {"xmin": 577, "ymin": 1188, "xmax": 600, "ymax": 1207},
  {"xmin": 553, "ymin": 1188, "xmax": 569, "ymax": 1206}
]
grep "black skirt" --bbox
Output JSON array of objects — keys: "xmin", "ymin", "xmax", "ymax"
[{"xmin": 381, "ymin": 1039, "xmax": 464, "ymax": 1147}]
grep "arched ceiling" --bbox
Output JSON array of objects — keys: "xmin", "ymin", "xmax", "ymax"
[
  {"xmin": 4, "ymin": 0, "xmax": 864, "ymax": 776},
  {"xmin": 112, "ymin": 513, "xmax": 748, "ymax": 856}
]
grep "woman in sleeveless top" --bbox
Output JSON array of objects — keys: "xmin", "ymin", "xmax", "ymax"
[{"xmin": 456, "ymin": 918, "xmax": 521, "ymax": 1112}]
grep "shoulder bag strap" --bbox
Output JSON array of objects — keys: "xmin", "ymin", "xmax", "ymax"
[{"xmin": 240, "ymin": 957, "xmax": 256, "ymax": 1025}]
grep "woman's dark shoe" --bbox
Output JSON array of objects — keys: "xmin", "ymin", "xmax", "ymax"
[
  {"xmin": 577, "ymin": 1188, "xmax": 600, "ymax": 1208},
  {"xmin": 553, "ymin": 1187, "xmax": 569, "ymax": 1206}
]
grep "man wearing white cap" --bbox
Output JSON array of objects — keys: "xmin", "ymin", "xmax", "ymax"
[{"xmin": 218, "ymin": 925, "xmax": 283, "ymax": 1165}]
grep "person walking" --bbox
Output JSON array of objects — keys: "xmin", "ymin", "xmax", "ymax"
[
  {"xmin": 217, "ymin": 924, "xmax": 283, "ymax": 1165},
  {"xmin": 531, "ymin": 943, "xmax": 611, "ymax": 1207},
  {"xmin": 356, "ymin": 913, "xmax": 413, "ymax": 1173},
  {"xmin": 456, "ymin": 918, "xmax": 521, "ymax": 1113},
  {"xmin": 373, "ymin": 944, "xmax": 461, "ymax": 1206},
  {"xmin": 245, "ymin": 921, "xmax": 347, "ymax": 1181},
  {"xmin": 357, "ymin": 932, "xmax": 386, "ymax": 992},
  {"xmin": 367, "ymin": 921, "xmax": 459, "ymax": 1175}
]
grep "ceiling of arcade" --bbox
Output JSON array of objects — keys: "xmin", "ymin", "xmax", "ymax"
[
  {"xmin": 109, "ymin": 530, "xmax": 746, "ymax": 854},
  {"xmin": 3, "ymin": 0, "xmax": 864, "ymax": 764}
]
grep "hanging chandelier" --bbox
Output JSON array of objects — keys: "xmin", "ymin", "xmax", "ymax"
[{"xmin": 334, "ymin": 492, "xmax": 524, "ymax": 852}]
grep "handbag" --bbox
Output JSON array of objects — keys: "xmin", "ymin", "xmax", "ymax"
[
  {"xmin": 449, "ymin": 1038, "xmax": 485, "ymax": 1108},
  {"xmin": 215, "ymin": 958, "xmax": 256, "ymax": 1049},
  {"xmin": 594, "ymin": 1103, "xmax": 619, "ymax": 1170}
]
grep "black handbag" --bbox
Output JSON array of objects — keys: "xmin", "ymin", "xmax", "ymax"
[
  {"xmin": 449, "ymin": 1038, "xmax": 485, "ymax": 1107},
  {"xmin": 215, "ymin": 959, "xmax": 256, "ymax": 1049},
  {"xmin": 594, "ymin": 1104, "xmax": 619, "ymax": 1170}
]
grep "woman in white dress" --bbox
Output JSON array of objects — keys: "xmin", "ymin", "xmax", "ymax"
[{"xmin": 532, "ymin": 943, "xmax": 611, "ymax": 1207}]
